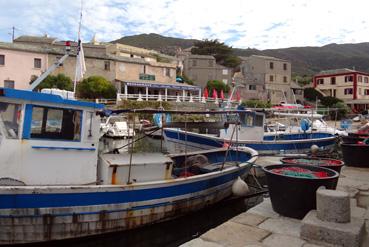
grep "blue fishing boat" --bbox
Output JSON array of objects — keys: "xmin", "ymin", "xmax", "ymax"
[
  {"xmin": 0, "ymin": 87, "xmax": 257, "ymax": 244},
  {"xmin": 164, "ymin": 110, "xmax": 337, "ymax": 154}
]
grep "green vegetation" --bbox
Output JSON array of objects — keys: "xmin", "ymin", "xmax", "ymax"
[
  {"xmin": 35, "ymin": 73, "xmax": 73, "ymax": 91},
  {"xmin": 304, "ymin": 87, "xmax": 323, "ymax": 101},
  {"xmin": 77, "ymin": 76, "xmax": 117, "ymax": 99},
  {"xmin": 320, "ymin": 96, "xmax": 343, "ymax": 107},
  {"xmin": 206, "ymin": 80, "xmax": 230, "ymax": 94},
  {"xmin": 241, "ymin": 99, "xmax": 271, "ymax": 108},
  {"xmin": 191, "ymin": 39, "xmax": 241, "ymax": 68},
  {"xmin": 176, "ymin": 74, "xmax": 194, "ymax": 85},
  {"xmin": 292, "ymin": 74, "xmax": 313, "ymax": 86},
  {"xmin": 328, "ymin": 102, "xmax": 349, "ymax": 120}
]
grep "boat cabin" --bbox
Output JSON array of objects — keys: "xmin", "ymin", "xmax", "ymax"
[
  {"xmin": 0, "ymin": 88, "xmax": 104, "ymax": 185},
  {"xmin": 220, "ymin": 111, "xmax": 265, "ymax": 141}
]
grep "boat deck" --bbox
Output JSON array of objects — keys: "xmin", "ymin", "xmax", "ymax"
[{"xmin": 181, "ymin": 156, "xmax": 369, "ymax": 247}]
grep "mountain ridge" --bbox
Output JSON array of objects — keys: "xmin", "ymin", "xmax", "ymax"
[{"xmin": 112, "ymin": 33, "xmax": 369, "ymax": 75}]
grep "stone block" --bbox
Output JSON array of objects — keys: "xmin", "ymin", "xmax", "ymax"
[
  {"xmin": 316, "ymin": 189, "xmax": 350, "ymax": 223},
  {"xmin": 201, "ymin": 221, "xmax": 270, "ymax": 247},
  {"xmin": 231, "ymin": 213, "xmax": 267, "ymax": 226},
  {"xmin": 358, "ymin": 191, "xmax": 369, "ymax": 208},
  {"xmin": 262, "ymin": 233, "xmax": 306, "ymax": 247},
  {"xmin": 301, "ymin": 210, "xmax": 365, "ymax": 247},
  {"xmin": 351, "ymin": 206, "xmax": 366, "ymax": 219},
  {"xmin": 357, "ymin": 184, "xmax": 369, "ymax": 191},
  {"xmin": 258, "ymin": 217, "xmax": 302, "ymax": 238},
  {"xmin": 247, "ymin": 198, "xmax": 280, "ymax": 218},
  {"xmin": 180, "ymin": 238, "xmax": 223, "ymax": 247}
]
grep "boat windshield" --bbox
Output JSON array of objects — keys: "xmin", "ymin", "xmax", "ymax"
[{"xmin": 0, "ymin": 102, "xmax": 21, "ymax": 139}]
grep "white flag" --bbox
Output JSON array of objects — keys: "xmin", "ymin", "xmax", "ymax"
[{"xmin": 75, "ymin": 40, "xmax": 86, "ymax": 82}]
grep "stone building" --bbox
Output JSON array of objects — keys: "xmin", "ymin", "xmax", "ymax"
[
  {"xmin": 238, "ymin": 55, "xmax": 292, "ymax": 104},
  {"xmin": 0, "ymin": 36, "xmax": 200, "ymax": 98},
  {"xmin": 182, "ymin": 54, "xmax": 233, "ymax": 88}
]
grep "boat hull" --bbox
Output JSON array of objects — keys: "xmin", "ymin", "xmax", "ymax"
[
  {"xmin": 164, "ymin": 129, "xmax": 337, "ymax": 155},
  {"xmin": 0, "ymin": 163, "xmax": 252, "ymax": 244}
]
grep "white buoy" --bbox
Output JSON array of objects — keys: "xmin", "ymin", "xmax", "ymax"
[
  {"xmin": 137, "ymin": 92, "xmax": 143, "ymax": 101},
  {"xmin": 232, "ymin": 176, "xmax": 249, "ymax": 196},
  {"xmin": 176, "ymin": 95, "xmax": 181, "ymax": 102},
  {"xmin": 311, "ymin": 144, "xmax": 319, "ymax": 154}
]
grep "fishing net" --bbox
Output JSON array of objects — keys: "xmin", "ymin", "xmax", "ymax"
[{"xmin": 271, "ymin": 167, "xmax": 329, "ymax": 179}]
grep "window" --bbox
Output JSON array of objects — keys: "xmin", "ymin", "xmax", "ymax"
[
  {"xmin": 0, "ymin": 102, "xmax": 21, "ymax": 139},
  {"xmin": 165, "ymin": 68, "xmax": 171, "ymax": 77},
  {"xmin": 222, "ymin": 69, "xmax": 228, "ymax": 75},
  {"xmin": 283, "ymin": 76, "xmax": 288, "ymax": 83},
  {"xmin": 255, "ymin": 114, "xmax": 264, "ymax": 127},
  {"xmin": 283, "ymin": 63, "xmax": 287, "ymax": 70},
  {"xmin": 208, "ymin": 60, "xmax": 213, "ymax": 67},
  {"xmin": 358, "ymin": 76, "xmax": 363, "ymax": 82},
  {"xmin": 130, "ymin": 54, "xmax": 134, "ymax": 58},
  {"xmin": 330, "ymin": 77, "xmax": 336, "ymax": 85},
  {"xmin": 359, "ymin": 88, "xmax": 362, "ymax": 95},
  {"xmin": 192, "ymin": 60, "xmax": 197, "ymax": 67},
  {"xmin": 317, "ymin": 79, "xmax": 324, "ymax": 85},
  {"xmin": 344, "ymin": 88, "xmax": 353, "ymax": 95},
  {"xmin": 344, "ymin": 76, "xmax": 353, "ymax": 82},
  {"xmin": 0, "ymin": 54, "xmax": 4, "ymax": 65},
  {"xmin": 269, "ymin": 62, "xmax": 274, "ymax": 69},
  {"xmin": 34, "ymin": 58, "xmax": 41, "ymax": 69},
  {"xmin": 249, "ymin": 85, "xmax": 256, "ymax": 90},
  {"xmin": 365, "ymin": 89, "xmax": 369, "ymax": 95},
  {"xmin": 104, "ymin": 61, "xmax": 110, "ymax": 71},
  {"xmin": 30, "ymin": 106, "xmax": 82, "ymax": 141},
  {"xmin": 365, "ymin": 77, "xmax": 368, "ymax": 83},
  {"xmin": 269, "ymin": 75, "xmax": 274, "ymax": 82},
  {"xmin": 4, "ymin": 80, "xmax": 14, "ymax": 88}
]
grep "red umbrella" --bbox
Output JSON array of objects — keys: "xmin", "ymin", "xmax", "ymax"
[
  {"xmin": 203, "ymin": 87, "xmax": 208, "ymax": 99},
  {"xmin": 220, "ymin": 89, "xmax": 224, "ymax": 100},
  {"xmin": 212, "ymin": 88, "xmax": 217, "ymax": 99}
]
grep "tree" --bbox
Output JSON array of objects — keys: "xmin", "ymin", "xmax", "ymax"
[
  {"xmin": 241, "ymin": 99, "xmax": 271, "ymax": 108},
  {"xmin": 206, "ymin": 80, "xmax": 230, "ymax": 94},
  {"xmin": 191, "ymin": 39, "xmax": 240, "ymax": 68},
  {"xmin": 77, "ymin": 76, "xmax": 117, "ymax": 99},
  {"xmin": 304, "ymin": 87, "xmax": 323, "ymax": 101},
  {"xmin": 35, "ymin": 73, "xmax": 73, "ymax": 91},
  {"xmin": 320, "ymin": 96, "xmax": 342, "ymax": 107},
  {"xmin": 329, "ymin": 102, "xmax": 349, "ymax": 120}
]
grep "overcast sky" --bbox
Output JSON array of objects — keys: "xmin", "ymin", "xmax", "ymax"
[{"xmin": 0, "ymin": 0, "xmax": 368, "ymax": 50}]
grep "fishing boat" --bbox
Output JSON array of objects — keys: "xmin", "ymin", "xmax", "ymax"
[
  {"xmin": 164, "ymin": 110, "xmax": 337, "ymax": 155},
  {"xmin": 0, "ymin": 87, "xmax": 257, "ymax": 244},
  {"xmin": 100, "ymin": 115, "xmax": 135, "ymax": 139}
]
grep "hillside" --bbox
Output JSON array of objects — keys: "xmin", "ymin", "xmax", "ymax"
[
  {"xmin": 113, "ymin": 33, "xmax": 369, "ymax": 75},
  {"xmin": 112, "ymin": 33, "xmax": 198, "ymax": 56}
]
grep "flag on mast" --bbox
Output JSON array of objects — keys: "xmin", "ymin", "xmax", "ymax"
[
  {"xmin": 75, "ymin": 39, "xmax": 86, "ymax": 82},
  {"xmin": 73, "ymin": 0, "xmax": 86, "ymax": 93}
]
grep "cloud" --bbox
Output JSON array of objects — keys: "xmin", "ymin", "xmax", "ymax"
[{"xmin": 0, "ymin": 0, "xmax": 369, "ymax": 49}]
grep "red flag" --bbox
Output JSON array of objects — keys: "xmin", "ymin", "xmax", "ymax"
[
  {"xmin": 212, "ymin": 88, "xmax": 217, "ymax": 99},
  {"xmin": 220, "ymin": 89, "xmax": 224, "ymax": 100},
  {"xmin": 236, "ymin": 91, "xmax": 241, "ymax": 101},
  {"xmin": 203, "ymin": 87, "xmax": 208, "ymax": 99}
]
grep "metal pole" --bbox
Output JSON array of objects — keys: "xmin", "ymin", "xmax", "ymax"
[
  {"xmin": 12, "ymin": 26, "xmax": 15, "ymax": 42},
  {"xmin": 127, "ymin": 113, "xmax": 135, "ymax": 184}
]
